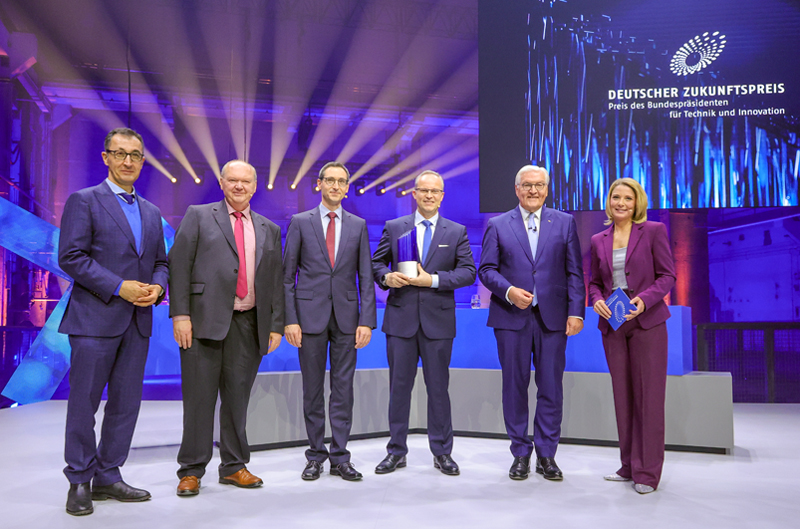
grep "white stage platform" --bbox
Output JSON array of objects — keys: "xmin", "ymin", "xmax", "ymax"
[{"xmin": 0, "ymin": 400, "xmax": 797, "ymax": 529}]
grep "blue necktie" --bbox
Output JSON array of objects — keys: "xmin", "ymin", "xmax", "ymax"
[
  {"xmin": 528, "ymin": 214, "xmax": 539, "ymax": 306},
  {"xmin": 118, "ymin": 193, "xmax": 135, "ymax": 205},
  {"xmin": 421, "ymin": 220, "xmax": 432, "ymax": 264}
]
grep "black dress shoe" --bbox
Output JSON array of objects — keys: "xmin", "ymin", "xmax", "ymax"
[
  {"xmin": 375, "ymin": 454, "xmax": 407, "ymax": 474},
  {"xmin": 330, "ymin": 462, "xmax": 363, "ymax": 481},
  {"xmin": 433, "ymin": 454, "xmax": 460, "ymax": 476},
  {"xmin": 509, "ymin": 456, "xmax": 531, "ymax": 480},
  {"xmin": 302, "ymin": 460, "xmax": 323, "ymax": 481},
  {"xmin": 91, "ymin": 480, "xmax": 151, "ymax": 502},
  {"xmin": 535, "ymin": 457, "xmax": 563, "ymax": 481},
  {"xmin": 66, "ymin": 482, "xmax": 93, "ymax": 516}
]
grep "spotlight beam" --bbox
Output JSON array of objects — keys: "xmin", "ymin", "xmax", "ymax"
[
  {"xmin": 362, "ymin": 115, "xmax": 477, "ymax": 191},
  {"xmin": 269, "ymin": 14, "xmax": 356, "ymax": 187},
  {"xmin": 348, "ymin": 50, "xmax": 478, "ymax": 182}
]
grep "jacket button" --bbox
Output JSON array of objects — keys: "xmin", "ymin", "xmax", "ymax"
[
  {"xmin": 234, "ymin": 269, "xmax": 238, "ymax": 273},
  {"xmin": 328, "ymin": 295, "xmax": 332, "ymax": 300},
  {"xmin": 625, "ymin": 271, "xmax": 630, "ymax": 276}
]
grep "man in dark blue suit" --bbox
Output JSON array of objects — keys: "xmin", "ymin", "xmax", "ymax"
[
  {"xmin": 371, "ymin": 170, "xmax": 476, "ymax": 476},
  {"xmin": 283, "ymin": 161, "xmax": 376, "ymax": 481},
  {"xmin": 478, "ymin": 165, "xmax": 585, "ymax": 481},
  {"xmin": 58, "ymin": 128, "xmax": 168, "ymax": 515}
]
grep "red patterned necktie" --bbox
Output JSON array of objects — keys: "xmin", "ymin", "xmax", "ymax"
[
  {"xmin": 233, "ymin": 211, "xmax": 248, "ymax": 299},
  {"xmin": 326, "ymin": 211, "xmax": 337, "ymax": 268}
]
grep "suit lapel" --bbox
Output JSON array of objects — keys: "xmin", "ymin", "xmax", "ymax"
[
  {"xmin": 424, "ymin": 217, "xmax": 447, "ymax": 267},
  {"xmin": 626, "ymin": 223, "xmax": 644, "ymax": 265},
  {"xmin": 335, "ymin": 210, "xmax": 354, "ymax": 271},
  {"xmin": 253, "ymin": 213, "xmax": 267, "ymax": 268},
  {"xmin": 138, "ymin": 198, "xmax": 152, "ymax": 257},
  {"xmin": 603, "ymin": 225, "xmax": 614, "ymax": 274},
  {"xmin": 534, "ymin": 206, "xmax": 553, "ymax": 263},
  {"xmin": 96, "ymin": 184, "xmax": 137, "ymax": 253},
  {"xmin": 212, "ymin": 200, "xmax": 238, "ymax": 256},
  {"xmin": 510, "ymin": 208, "xmax": 535, "ymax": 265},
  {"xmin": 309, "ymin": 208, "xmax": 332, "ymax": 269}
]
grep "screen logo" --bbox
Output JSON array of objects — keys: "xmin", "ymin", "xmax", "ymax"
[{"xmin": 670, "ymin": 31, "xmax": 726, "ymax": 76}]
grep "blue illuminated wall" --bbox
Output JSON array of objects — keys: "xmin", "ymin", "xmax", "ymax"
[{"xmin": 525, "ymin": 0, "xmax": 800, "ymax": 211}]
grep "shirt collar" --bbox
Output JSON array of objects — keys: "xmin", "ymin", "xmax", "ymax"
[
  {"xmin": 519, "ymin": 204, "xmax": 542, "ymax": 222},
  {"xmin": 225, "ymin": 199, "xmax": 251, "ymax": 219},
  {"xmin": 415, "ymin": 210, "xmax": 439, "ymax": 227},
  {"xmin": 319, "ymin": 202, "xmax": 343, "ymax": 219},
  {"xmin": 106, "ymin": 178, "xmax": 136, "ymax": 198}
]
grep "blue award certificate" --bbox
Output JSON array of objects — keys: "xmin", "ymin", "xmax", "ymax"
[
  {"xmin": 396, "ymin": 230, "xmax": 419, "ymax": 277},
  {"xmin": 605, "ymin": 287, "xmax": 636, "ymax": 331}
]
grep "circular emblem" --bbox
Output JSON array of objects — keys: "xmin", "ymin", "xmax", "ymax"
[
  {"xmin": 670, "ymin": 31, "xmax": 726, "ymax": 76},
  {"xmin": 613, "ymin": 301, "xmax": 626, "ymax": 323}
]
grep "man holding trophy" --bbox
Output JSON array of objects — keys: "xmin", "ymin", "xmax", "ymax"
[{"xmin": 371, "ymin": 170, "xmax": 476, "ymax": 476}]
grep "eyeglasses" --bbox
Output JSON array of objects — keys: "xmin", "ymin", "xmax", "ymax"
[
  {"xmin": 414, "ymin": 188, "xmax": 443, "ymax": 196},
  {"xmin": 106, "ymin": 149, "xmax": 144, "ymax": 163},
  {"xmin": 320, "ymin": 177, "xmax": 349, "ymax": 188},
  {"xmin": 518, "ymin": 182, "xmax": 547, "ymax": 192}
]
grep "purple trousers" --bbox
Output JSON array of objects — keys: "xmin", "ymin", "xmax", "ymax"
[
  {"xmin": 602, "ymin": 319, "xmax": 668, "ymax": 489},
  {"xmin": 495, "ymin": 306, "xmax": 567, "ymax": 459}
]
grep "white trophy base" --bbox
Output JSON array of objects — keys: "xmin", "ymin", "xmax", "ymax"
[{"xmin": 397, "ymin": 261, "xmax": 419, "ymax": 278}]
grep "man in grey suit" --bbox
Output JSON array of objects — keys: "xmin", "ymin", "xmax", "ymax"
[
  {"xmin": 283, "ymin": 161, "xmax": 376, "ymax": 482},
  {"xmin": 371, "ymin": 170, "xmax": 476, "ymax": 476},
  {"xmin": 169, "ymin": 160, "xmax": 284, "ymax": 496}
]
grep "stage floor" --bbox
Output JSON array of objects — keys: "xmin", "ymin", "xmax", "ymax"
[{"xmin": 1, "ymin": 400, "xmax": 797, "ymax": 529}]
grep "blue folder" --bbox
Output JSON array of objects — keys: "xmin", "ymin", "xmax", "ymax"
[{"xmin": 605, "ymin": 287, "xmax": 637, "ymax": 331}]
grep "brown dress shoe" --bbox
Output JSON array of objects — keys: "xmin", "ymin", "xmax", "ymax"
[
  {"xmin": 177, "ymin": 476, "xmax": 200, "ymax": 496},
  {"xmin": 219, "ymin": 468, "xmax": 263, "ymax": 488}
]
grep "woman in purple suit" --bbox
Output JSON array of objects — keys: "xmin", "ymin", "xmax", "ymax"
[{"xmin": 588, "ymin": 178, "xmax": 676, "ymax": 494}]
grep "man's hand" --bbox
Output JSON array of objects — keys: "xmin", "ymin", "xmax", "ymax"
[
  {"xmin": 266, "ymin": 332, "xmax": 282, "ymax": 354},
  {"xmin": 284, "ymin": 324, "xmax": 302, "ymax": 348},
  {"xmin": 355, "ymin": 326, "xmax": 372, "ymax": 349},
  {"xmin": 133, "ymin": 284, "xmax": 163, "ymax": 307},
  {"xmin": 173, "ymin": 319, "xmax": 193, "ymax": 349},
  {"xmin": 119, "ymin": 280, "xmax": 150, "ymax": 304},
  {"xmin": 385, "ymin": 272, "xmax": 412, "ymax": 289},
  {"xmin": 565, "ymin": 316, "xmax": 584, "ymax": 336},
  {"xmin": 407, "ymin": 263, "xmax": 432, "ymax": 287},
  {"xmin": 625, "ymin": 297, "xmax": 646, "ymax": 321},
  {"xmin": 593, "ymin": 299, "xmax": 612, "ymax": 320},
  {"xmin": 508, "ymin": 286, "xmax": 534, "ymax": 310}
]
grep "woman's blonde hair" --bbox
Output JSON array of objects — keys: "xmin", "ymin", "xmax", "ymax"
[{"xmin": 604, "ymin": 178, "xmax": 648, "ymax": 225}]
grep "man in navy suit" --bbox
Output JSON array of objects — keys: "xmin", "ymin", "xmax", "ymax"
[
  {"xmin": 58, "ymin": 128, "xmax": 168, "ymax": 515},
  {"xmin": 283, "ymin": 161, "xmax": 376, "ymax": 481},
  {"xmin": 478, "ymin": 165, "xmax": 585, "ymax": 481},
  {"xmin": 371, "ymin": 170, "xmax": 475, "ymax": 476},
  {"xmin": 169, "ymin": 160, "xmax": 284, "ymax": 496}
]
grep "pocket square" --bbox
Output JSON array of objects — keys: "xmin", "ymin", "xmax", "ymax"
[{"xmin": 438, "ymin": 244, "xmax": 449, "ymax": 247}]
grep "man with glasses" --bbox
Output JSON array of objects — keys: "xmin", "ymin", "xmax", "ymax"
[
  {"xmin": 478, "ymin": 165, "xmax": 585, "ymax": 482},
  {"xmin": 371, "ymin": 170, "xmax": 475, "ymax": 476},
  {"xmin": 283, "ymin": 161, "xmax": 376, "ymax": 481},
  {"xmin": 58, "ymin": 128, "xmax": 168, "ymax": 515},
  {"xmin": 169, "ymin": 160, "xmax": 283, "ymax": 496}
]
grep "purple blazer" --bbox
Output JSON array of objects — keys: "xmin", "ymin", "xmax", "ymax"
[
  {"xmin": 588, "ymin": 221, "xmax": 676, "ymax": 335},
  {"xmin": 479, "ymin": 206, "xmax": 585, "ymax": 332}
]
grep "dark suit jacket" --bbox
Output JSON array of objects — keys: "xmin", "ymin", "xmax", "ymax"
[
  {"xmin": 58, "ymin": 181, "xmax": 168, "ymax": 337},
  {"xmin": 372, "ymin": 214, "xmax": 476, "ymax": 340},
  {"xmin": 168, "ymin": 200, "xmax": 284, "ymax": 355},
  {"xmin": 588, "ymin": 221, "xmax": 676, "ymax": 335},
  {"xmin": 283, "ymin": 207, "xmax": 376, "ymax": 335},
  {"xmin": 479, "ymin": 205, "xmax": 585, "ymax": 332}
]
